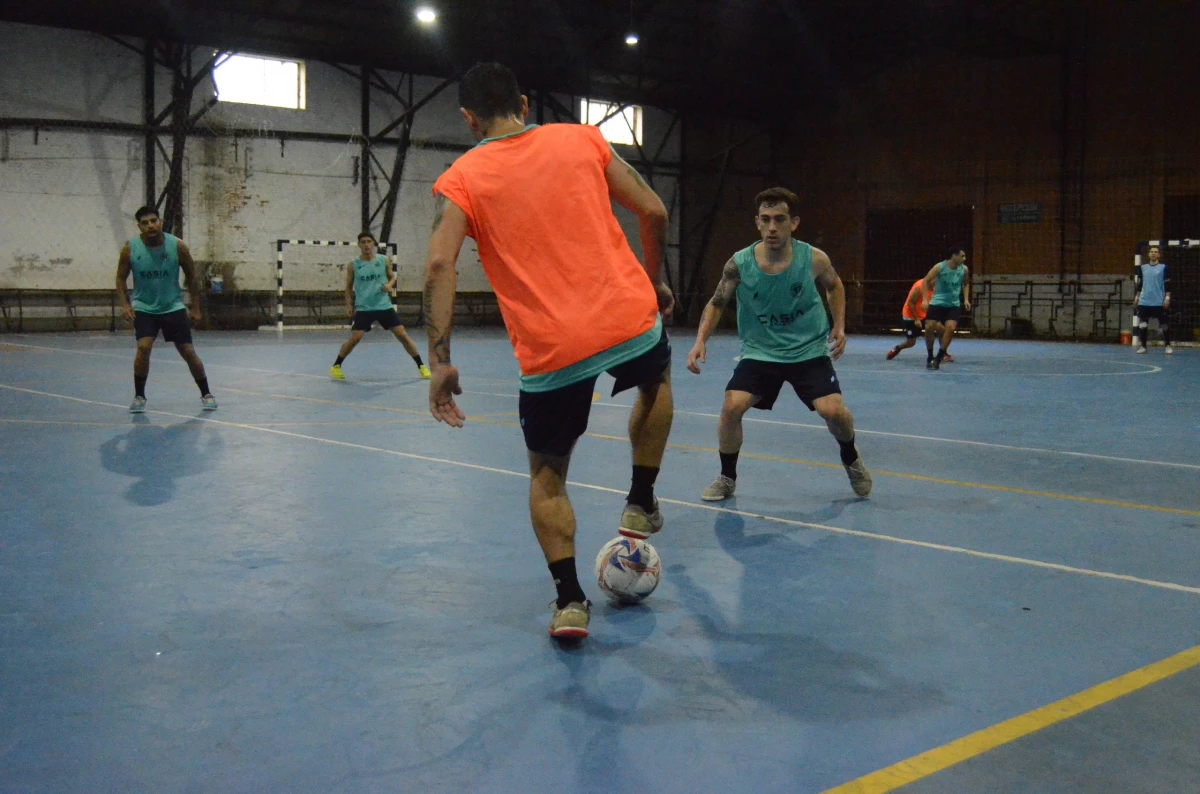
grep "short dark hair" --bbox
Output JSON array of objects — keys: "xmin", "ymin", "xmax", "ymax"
[
  {"xmin": 754, "ymin": 188, "xmax": 800, "ymax": 217},
  {"xmin": 134, "ymin": 206, "xmax": 158, "ymax": 222},
  {"xmin": 459, "ymin": 62, "xmax": 523, "ymax": 122},
  {"xmin": 357, "ymin": 231, "xmax": 377, "ymax": 244},
  {"xmin": 949, "ymin": 247, "xmax": 966, "ymax": 258}
]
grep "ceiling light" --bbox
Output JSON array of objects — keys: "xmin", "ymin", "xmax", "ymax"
[
  {"xmin": 415, "ymin": 7, "xmax": 436, "ymax": 23},
  {"xmin": 625, "ymin": 32, "xmax": 639, "ymax": 46}
]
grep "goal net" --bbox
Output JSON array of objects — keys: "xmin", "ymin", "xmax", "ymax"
[{"xmin": 262, "ymin": 239, "xmax": 399, "ymax": 331}]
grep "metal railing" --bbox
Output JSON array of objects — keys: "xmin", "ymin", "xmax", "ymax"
[{"xmin": 847, "ymin": 276, "xmax": 1135, "ymax": 340}]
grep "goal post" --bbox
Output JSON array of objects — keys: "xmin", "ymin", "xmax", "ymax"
[{"xmin": 264, "ymin": 239, "xmax": 400, "ymax": 331}]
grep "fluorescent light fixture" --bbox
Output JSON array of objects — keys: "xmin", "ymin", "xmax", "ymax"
[
  {"xmin": 416, "ymin": 6, "xmax": 436, "ymax": 23},
  {"xmin": 625, "ymin": 32, "xmax": 639, "ymax": 46}
]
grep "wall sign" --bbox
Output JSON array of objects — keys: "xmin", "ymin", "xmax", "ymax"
[{"xmin": 998, "ymin": 203, "xmax": 1041, "ymax": 224}]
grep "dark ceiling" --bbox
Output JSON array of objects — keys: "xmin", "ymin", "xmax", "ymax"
[{"xmin": 0, "ymin": 0, "xmax": 1072, "ymax": 121}]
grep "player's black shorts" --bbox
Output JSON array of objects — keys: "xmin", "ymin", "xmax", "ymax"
[
  {"xmin": 1136, "ymin": 305, "xmax": 1166, "ymax": 322},
  {"xmin": 925, "ymin": 305, "xmax": 962, "ymax": 324},
  {"xmin": 134, "ymin": 309, "xmax": 192, "ymax": 344},
  {"xmin": 725, "ymin": 355, "xmax": 841, "ymax": 412},
  {"xmin": 351, "ymin": 309, "xmax": 401, "ymax": 332},
  {"xmin": 518, "ymin": 327, "xmax": 671, "ymax": 457},
  {"xmin": 903, "ymin": 318, "xmax": 924, "ymax": 338}
]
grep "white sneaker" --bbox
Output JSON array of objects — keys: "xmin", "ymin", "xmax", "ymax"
[
  {"xmin": 618, "ymin": 500, "xmax": 663, "ymax": 539},
  {"xmin": 201, "ymin": 394, "xmax": 218, "ymax": 411},
  {"xmin": 845, "ymin": 457, "xmax": 873, "ymax": 497},
  {"xmin": 1165, "ymin": 345, "xmax": 1173, "ymax": 355},
  {"xmin": 1136, "ymin": 346, "xmax": 1147, "ymax": 354},
  {"xmin": 701, "ymin": 474, "xmax": 736, "ymax": 502},
  {"xmin": 129, "ymin": 396, "xmax": 147, "ymax": 413}
]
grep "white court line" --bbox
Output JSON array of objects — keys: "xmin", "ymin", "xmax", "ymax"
[
  {"xmin": 596, "ymin": 407, "xmax": 1200, "ymax": 472},
  {"xmin": 2, "ymin": 381, "xmax": 1199, "ymax": 598},
  {"xmin": 3, "ymin": 341, "xmax": 1195, "ymax": 471}
]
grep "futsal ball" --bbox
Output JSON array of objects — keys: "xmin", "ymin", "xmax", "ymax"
[{"xmin": 594, "ymin": 536, "xmax": 661, "ymax": 603}]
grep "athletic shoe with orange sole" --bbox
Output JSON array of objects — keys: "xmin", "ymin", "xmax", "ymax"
[{"xmin": 549, "ymin": 600, "xmax": 590, "ymax": 639}]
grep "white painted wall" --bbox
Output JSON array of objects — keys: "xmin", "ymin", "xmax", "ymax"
[{"xmin": 0, "ymin": 21, "xmax": 682, "ymax": 298}]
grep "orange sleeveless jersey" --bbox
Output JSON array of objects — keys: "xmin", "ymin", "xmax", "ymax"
[
  {"xmin": 432, "ymin": 124, "xmax": 658, "ymax": 376},
  {"xmin": 902, "ymin": 279, "xmax": 932, "ymax": 321}
]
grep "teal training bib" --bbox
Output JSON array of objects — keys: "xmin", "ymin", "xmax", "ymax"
[
  {"xmin": 129, "ymin": 234, "xmax": 185, "ymax": 315},
  {"xmin": 353, "ymin": 254, "xmax": 394, "ymax": 312},
  {"xmin": 734, "ymin": 240, "xmax": 830, "ymax": 364},
  {"xmin": 929, "ymin": 261, "xmax": 966, "ymax": 308}
]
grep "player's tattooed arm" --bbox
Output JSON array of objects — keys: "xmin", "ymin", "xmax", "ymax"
[
  {"xmin": 687, "ymin": 256, "xmax": 738, "ymax": 373},
  {"xmin": 709, "ymin": 258, "xmax": 740, "ymax": 310},
  {"xmin": 431, "ymin": 193, "xmax": 448, "ymax": 233},
  {"xmin": 423, "ymin": 280, "xmax": 452, "ymax": 364},
  {"xmin": 422, "ymin": 192, "xmax": 469, "ymax": 366}
]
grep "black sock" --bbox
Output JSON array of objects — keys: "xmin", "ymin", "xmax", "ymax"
[
  {"xmin": 720, "ymin": 451, "xmax": 739, "ymax": 479},
  {"xmin": 626, "ymin": 465, "xmax": 659, "ymax": 512},
  {"xmin": 925, "ymin": 343, "xmax": 935, "ymax": 360},
  {"xmin": 196, "ymin": 377, "xmax": 210, "ymax": 396},
  {"xmin": 134, "ymin": 376, "xmax": 147, "ymax": 399},
  {"xmin": 1163, "ymin": 326, "xmax": 1171, "ymax": 346},
  {"xmin": 334, "ymin": 355, "xmax": 345, "ymax": 366},
  {"xmin": 548, "ymin": 557, "xmax": 586, "ymax": 608},
  {"xmin": 838, "ymin": 435, "xmax": 859, "ymax": 466},
  {"xmin": 412, "ymin": 354, "xmax": 424, "ymax": 367},
  {"xmin": 935, "ymin": 348, "xmax": 945, "ymax": 363}
]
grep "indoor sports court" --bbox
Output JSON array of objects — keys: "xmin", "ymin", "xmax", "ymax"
[{"xmin": 1, "ymin": 2, "xmax": 1198, "ymax": 792}]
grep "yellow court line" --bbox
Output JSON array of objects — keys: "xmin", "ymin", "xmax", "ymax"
[
  {"xmin": 8, "ymin": 359, "xmax": 1197, "ymax": 519},
  {"xmin": 3, "ymin": 381, "xmax": 1200, "ymax": 597},
  {"xmin": 822, "ymin": 644, "xmax": 1200, "ymax": 793},
  {"xmin": 253, "ymin": 418, "xmax": 434, "ymax": 427},
  {"xmin": 586, "ymin": 434, "xmax": 1200, "ymax": 519}
]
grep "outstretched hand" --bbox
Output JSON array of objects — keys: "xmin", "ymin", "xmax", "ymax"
[{"xmin": 428, "ymin": 363, "xmax": 465, "ymax": 427}]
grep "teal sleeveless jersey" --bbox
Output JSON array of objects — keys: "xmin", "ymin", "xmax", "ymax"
[
  {"xmin": 129, "ymin": 234, "xmax": 186, "ymax": 314},
  {"xmin": 352, "ymin": 254, "xmax": 394, "ymax": 312},
  {"xmin": 929, "ymin": 261, "xmax": 966, "ymax": 307},
  {"xmin": 734, "ymin": 240, "xmax": 830, "ymax": 364}
]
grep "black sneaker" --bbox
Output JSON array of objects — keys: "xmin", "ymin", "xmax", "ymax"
[{"xmin": 926, "ymin": 359, "xmax": 935, "ymax": 370}]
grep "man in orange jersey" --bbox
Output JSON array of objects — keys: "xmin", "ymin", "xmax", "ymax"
[
  {"xmin": 886, "ymin": 278, "xmax": 951, "ymax": 361},
  {"xmin": 421, "ymin": 63, "xmax": 674, "ymax": 641}
]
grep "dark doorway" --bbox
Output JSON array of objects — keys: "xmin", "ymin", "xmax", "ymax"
[
  {"xmin": 1162, "ymin": 195, "xmax": 1199, "ymax": 340},
  {"xmin": 863, "ymin": 207, "xmax": 974, "ymax": 330}
]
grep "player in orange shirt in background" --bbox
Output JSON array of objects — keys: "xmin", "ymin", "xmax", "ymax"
[
  {"xmin": 886, "ymin": 278, "xmax": 951, "ymax": 362},
  {"xmin": 421, "ymin": 63, "xmax": 675, "ymax": 641}
]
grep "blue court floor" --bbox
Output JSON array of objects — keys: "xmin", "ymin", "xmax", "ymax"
[{"xmin": 1, "ymin": 330, "xmax": 1197, "ymax": 793}]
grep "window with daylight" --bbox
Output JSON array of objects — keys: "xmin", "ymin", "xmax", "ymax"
[
  {"xmin": 213, "ymin": 54, "xmax": 306, "ymax": 110},
  {"xmin": 580, "ymin": 99, "xmax": 642, "ymax": 146}
]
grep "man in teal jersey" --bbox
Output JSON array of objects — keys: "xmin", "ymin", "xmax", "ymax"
[
  {"xmin": 115, "ymin": 206, "xmax": 216, "ymax": 413},
  {"xmin": 921, "ymin": 248, "xmax": 971, "ymax": 369},
  {"xmin": 686, "ymin": 187, "xmax": 871, "ymax": 501},
  {"xmin": 1133, "ymin": 245, "xmax": 1172, "ymax": 354},
  {"xmin": 330, "ymin": 232, "xmax": 430, "ymax": 380}
]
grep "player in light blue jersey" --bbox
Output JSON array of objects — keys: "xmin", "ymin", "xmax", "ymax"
[
  {"xmin": 330, "ymin": 232, "xmax": 430, "ymax": 380},
  {"xmin": 1134, "ymin": 245, "xmax": 1172, "ymax": 354},
  {"xmin": 686, "ymin": 187, "xmax": 871, "ymax": 501},
  {"xmin": 115, "ymin": 206, "xmax": 216, "ymax": 413}
]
